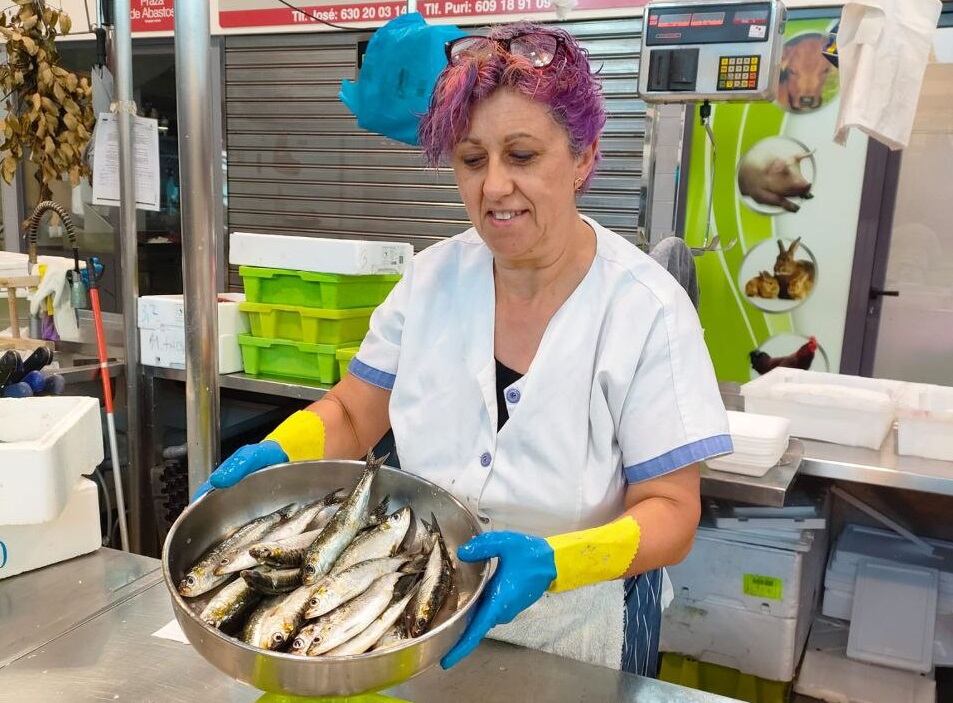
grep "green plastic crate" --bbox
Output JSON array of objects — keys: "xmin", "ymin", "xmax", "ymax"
[
  {"xmin": 240, "ymin": 302, "xmax": 374, "ymax": 345},
  {"xmin": 238, "ymin": 335, "xmax": 345, "ymax": 384},
  {"xmin": 335, "ymin": 346, "xmax": 360, "ymax": 380},
  {"xmin": 659, "ymin": 654, "xmax": 791, "ymax": 703},
  {"xmin": 240, "ymin": 266, "xmax": 399, "ymax": 309}
]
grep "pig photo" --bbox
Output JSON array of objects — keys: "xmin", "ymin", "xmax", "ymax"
[
  {"xmin": 737, "ymin": 136, "xmax": 815, "ymax": 214},
  {"xmin": 776, "ymin": 32, "xmax": 839, "ymax": 113}
]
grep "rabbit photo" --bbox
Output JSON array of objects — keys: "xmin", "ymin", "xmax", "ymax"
[
  {"xmin": 744, "ymin": 270, "xmax": 781, "ymax": 299},
  {"xmin": 774, "ymin": 237, "xmax": 815, "ymax": 300}
]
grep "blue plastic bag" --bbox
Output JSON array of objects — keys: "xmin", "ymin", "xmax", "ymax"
[{"xmin": 340, "ymin": 13, "xmax": 465, "ymax": 146}]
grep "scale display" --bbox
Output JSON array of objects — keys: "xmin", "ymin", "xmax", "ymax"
[{"xmin": 638, "ymin": 0, "xmax": 786, "ymax": 103}]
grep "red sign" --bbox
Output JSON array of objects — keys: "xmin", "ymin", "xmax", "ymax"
[
  {"xmin": 131, "ymin": 0, "xmax": 174, "ymax": 32},
  {"xmin": 219, "ymin": 2, "xmax": 406, "ymax": 27},
  {"xmin": 419, "ymin": 0, "xmax": 645, "ymax": 19}
]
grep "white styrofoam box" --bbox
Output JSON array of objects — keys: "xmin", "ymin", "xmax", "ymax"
[
  {"xmin": 666, "ymin": 524, "xmax": 828, "ymax": 619},
  {"xmin": 0, "ymin": 478, "xmax": 101, "ymax": 580},
  {"xmin": 897, "ymin": 383, "xmax": 953, "ymax": 462},
  {"xmin": 706, "ymin": 451, "xmax": 785, "ymax": 477},
  {"xmin": 661, "ymin": 595, "xmax": 811, "ymax": 681},
  {"xmin": 137, "ymin": 294, "xmax": 248, "ymax": 374},
  {"xmin": 0, "ymin": 396, "xmax": 104, "ymax": 525},
  {"xmin": 795, "ymin": 617, "xmax": 935, "ymax": 703},
  {"xmin": 828, "ymin": 525, "xmax": 953, "ymax": 592},
  {"xmin": 847, "ymin": 560, "xmax": 938, "ymax": 673},
  {"xmin": 229, "ymin": 232, "xmax": 413, "ymax": 275},
  {"xmin": 137, "ymin": 293, "xmax": 247, "ymax": 333},
  {"xmin": 741, "ymin": 368, "xmax": 905, "ymax": 449},
  {"xmin": 139, "ymin": 329, "xmax": 244, "ymax": 373},
  {"xmin": 824, "ymin": 567, "xmax": 953, "ymax": 619}
]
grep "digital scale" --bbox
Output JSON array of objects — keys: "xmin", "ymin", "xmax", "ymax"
[{"xmin": 638, "ymin": 0, "xmax": 787, "ymax": 103}]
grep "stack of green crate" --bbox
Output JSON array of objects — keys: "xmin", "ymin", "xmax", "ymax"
[{"xmin": 237, "ymin": 266, "xmax": 399, "ymax": 385}]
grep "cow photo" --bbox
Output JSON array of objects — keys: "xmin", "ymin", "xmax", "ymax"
[{"xmin": 776, "ymin": 32, "xmax": 839, "ymax": 113}]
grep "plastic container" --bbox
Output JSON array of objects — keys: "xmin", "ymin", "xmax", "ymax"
[
  {"xmin": 238, "ymin": 335, "xmax": 341, "ymax": 384},
  {"xmin": 0, "ymin": 396, "xmax": 104, "ymax": 525},
  {"xmin": 229, "ymin": 232, "xmax": 412, "ymax": 276},
  {"xmin": 741, "ymin": 368, "xmax": 904, "ymax": 449},
  {"xmin": 239, "ymin": 266, "xmax": 399, "ymax": 310},
  {"xmin": 896, "ymin": 383, "xmax": 953, "ymax": 462},
  {"xmin": 239, "ymin": 302, "xmax": 374, "ymax": 345},
  {"xmin": 0, "ymin": 478, "xmax": 101, "ymax": 580},
  {"xmin": 336, "ymin": 346, "xmax": 359, "ymax": 380},
  {"xmin": 667, "ymin": 524, "xmax": 828, "ymax": 619},
  {"xmin": 795, "ymin": 617, "xmax": 936, "ymax": 703},
  {"xmin": 659, "ymin": 653, "xmax": 791, "ymax": 703}
]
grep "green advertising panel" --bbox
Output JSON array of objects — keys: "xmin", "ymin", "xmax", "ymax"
[{"xmin": 686, "ymin": 17, "xmax": 869, "ymax": 383}]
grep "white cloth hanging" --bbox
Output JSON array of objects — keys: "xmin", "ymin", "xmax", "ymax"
[{"xmin": 834, "ymin": 0, "xmax": 942, "ymax": 150}]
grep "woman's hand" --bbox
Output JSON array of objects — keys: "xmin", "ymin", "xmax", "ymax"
[
  {"xmin": 441, "ymin": 531, "xmax": 557, "ymax": 669},
  {"xmin": 191, "ymin": 440, "xmax": 289, "ymax": 501}
]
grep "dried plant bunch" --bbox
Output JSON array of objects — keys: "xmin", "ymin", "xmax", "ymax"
[{"xmin": 0, "ymin": 1, "xmax": 95, "ymax": 201}]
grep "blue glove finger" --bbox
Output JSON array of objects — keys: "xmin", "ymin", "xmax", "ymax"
[
  {"xmin": 191, "ymin": 479, "xmax": 213, "ymax": 502},
  {"xmin": 457, "ymin": 531, "xmax": 519, "ymax": 562},
  {"xmin": 209, "ymin": 440, "xmax": 287, "ymax": 489},
  {"xmin": 441, "ymin": 575, "xmax": 505, "ymax": 669}
]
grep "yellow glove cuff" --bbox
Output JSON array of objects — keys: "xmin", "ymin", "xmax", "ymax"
[
  {"xmin": 264, "ymin": 410, "xmax": 326, "ymax": 462},
  {"xmin": 545, "ymin": 516, "xmax": 641, "ymax": 593}
]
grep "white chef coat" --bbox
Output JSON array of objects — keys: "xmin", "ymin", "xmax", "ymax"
[{"xmin": 349, "ymin": 215, "xmax": 731, "ymax": 669}]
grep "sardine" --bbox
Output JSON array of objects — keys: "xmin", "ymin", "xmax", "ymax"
[
  {"xmin": 309, "ymin": 489, "xmax": 347, "ymax": 530},
  {"xmin": 403, "ymin": 512, "xmax": 429, "ymax": 555},
  {"xmin": 331, "ymin": 506, "xmax": 412, "ymax": 576},
  {"xmin": 247, "ymin": 529, "xmax": 322, "ymax": 568},
  {"xmin": 366, "ymin": 494, "xmax": 390, "ymax": 529},
  {"xmin": 406, "ymin": 515, "xmax": 454, "ymax": 637},
  {"xmin": 305, "ymin": 573, "xmax": 402, "ymax": 656},
  {"xmin": 199, "ymin": 576, "xmax": 261, "ymax": 630},
  {"xmin": 372, "ymin": 623, "xmax": 409, "ymax": 651},
  {"xmin": 242, "ymin": 595, "xmax": 284, "ymax": 646},
  {"xmin": 178, "ymin": 503, "xmax": 295, "ymax": 597},
  {"xmin": 301, "ymin": 451, "xmax": 386, "ymax": 585},
  {"xmin": 326, "ymin": 582, "xmax": 420, "ymax": 656},
  {"xmin": 304, "ymin": 555, "xmax": 411, "ymax": 619},
  {"xmin": 242, "ymin": 566, "xmax": 303, "ymax": 595},
  {"xmin": 255, "ymin": 584, "xmax": 319, "ymax": 650},
  {"xmin": 288, "ymin": 622, "xmax": 321, "ymax": 655},
  {"xmin": 214, "ymin": 493, "xmax": 337, "ymax": 575}
]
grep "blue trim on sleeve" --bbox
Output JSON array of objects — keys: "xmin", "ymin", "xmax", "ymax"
[
  {"xmin": 348, "ymin": 357, "xmax": 396, "ymax": 390},
  {"xmin": 623, "ymin": 434, "xmax": 733, "ymax": 483}
]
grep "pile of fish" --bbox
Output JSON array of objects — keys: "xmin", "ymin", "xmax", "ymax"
[{"xmin": 177, "ymin": 452, "xmax": 456, "ymax": 656}]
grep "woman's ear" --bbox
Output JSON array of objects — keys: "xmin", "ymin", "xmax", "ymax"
[{"xmin": 574, "ymin": 138, "xmax": 599, "ymax": 187}]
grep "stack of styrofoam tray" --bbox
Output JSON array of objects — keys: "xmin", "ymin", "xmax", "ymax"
[
  {"xmin": 662, "ymin": 523, "xmax": 829, "ymax": 681},
  {"xmin": 741, "ymin": 368, "xmax": 906, "ymax": 449},
  {"xmin": 896, "ymin": 383, "xmax": 953, "ymax": 462},
  {"xmin": 705, "ymin": 411, "xmax": 790, "ymax": 477},
  {"xmin": 229, "ymin": 232, "xmax": 413, "ymax": 276},
  {"xmin": 0, "ymin": 396, "xmax": 104, "ymax": 525},
  {"xmin": 795, "ymin": 616, "xmax": 936, "ymax": 703},
  {"xmin": 708, "ymin": 489, "xmax": 828, "ymax": 531}
]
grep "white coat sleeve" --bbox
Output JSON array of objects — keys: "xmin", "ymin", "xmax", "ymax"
[
  {"xmin": 348, "ymin": 261, "xmax": 413, "ymax": 391},
  {"xmin": 618, "ymin": 293, "xmax": 732, "ymax": 483}
]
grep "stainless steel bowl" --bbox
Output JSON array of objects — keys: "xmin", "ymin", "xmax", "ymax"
[{"xmin": 161, "ymin": 460, "xmax": 489, "ymax": 696}]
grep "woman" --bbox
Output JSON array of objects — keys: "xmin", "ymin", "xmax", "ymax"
[{"xmin": 201, "ymin": 23, "xmax": 730, "ymax": 676}]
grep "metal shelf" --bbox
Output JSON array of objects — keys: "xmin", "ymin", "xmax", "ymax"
[{"xmin": 146, "ymin": 366, "xmax": 330, "ymax": 402}]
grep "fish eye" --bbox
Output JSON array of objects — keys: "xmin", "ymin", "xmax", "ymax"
[
  {"xmin": 305, "ymin": 566, "xmax": 315, "ymax": 575},
  {"xmin": 187, "ymin": 576, "xmax": 196, "ymax": 586},
  {"xmin": 272, "ymin": 633, "xmax": 284, "ymax": 645}
]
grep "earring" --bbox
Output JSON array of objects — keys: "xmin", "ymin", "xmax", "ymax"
[{"xmin": 573, "ymin": 177, "xmax": 582, "ymax": 191}]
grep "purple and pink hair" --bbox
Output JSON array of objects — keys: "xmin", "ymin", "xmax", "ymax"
[{"xmin": 419, "ymin": 22, "xmax": 606, "ymax": 191}]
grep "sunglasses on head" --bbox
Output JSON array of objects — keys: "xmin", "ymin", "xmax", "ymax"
[{"xmin": 445, "ymin": 31, "xmax": 566, "ymax": 68}]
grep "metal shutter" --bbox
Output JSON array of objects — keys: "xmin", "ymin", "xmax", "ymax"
[{"xmin": 224, "ymin": 18, "xmax": 644, "ymax": 290}]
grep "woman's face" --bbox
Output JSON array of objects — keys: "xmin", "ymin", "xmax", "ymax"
[{"xmin": 451, "ymin": 89, "xmax": 596, "ymax": 263}]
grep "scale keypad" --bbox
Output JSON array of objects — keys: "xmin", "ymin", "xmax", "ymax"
[{"xmin": 718, "ymin": 55, "xmax": 760, "ymax": 91}]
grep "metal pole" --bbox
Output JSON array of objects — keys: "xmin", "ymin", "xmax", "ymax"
[
  {"xmin": 112, "ymin": 0, "xmax": 143, "ymax": 552},
  {"xmin": 636, "ymin": 102, "xmax": 659, "ymax": 251},
  {"xmin": 174, "ymin": 0, "xmax": 220, "ymax": 495}
]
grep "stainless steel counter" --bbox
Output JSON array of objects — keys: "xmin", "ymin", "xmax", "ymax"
[{"xmin": 0, "ymin": 549, "xmax": 739, "ymax": 703}]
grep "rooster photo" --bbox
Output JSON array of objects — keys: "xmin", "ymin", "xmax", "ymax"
[
  {"xmin": 750, "ymin": 334, "xmax": 829, "ymax": 377},
  {"xmin": 738, "ymin": 237, "xmax": 818, "ymax": 313}
]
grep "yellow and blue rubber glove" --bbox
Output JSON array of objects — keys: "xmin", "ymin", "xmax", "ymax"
[
  {"xmin": 441, "ymin": 516, "xmax": 640, "ymax": 669},
  {"xmin": 192, "ymin": 410, "xmax": 326, "ymax": 500}
]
